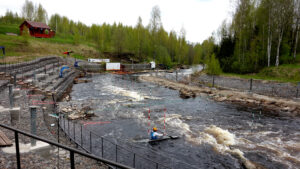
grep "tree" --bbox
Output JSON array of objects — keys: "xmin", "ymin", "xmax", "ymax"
[
  {"xmin": 206, "ymin": 54, "xmax": 222, "ymax": 75},
  {"xmin": 149, "ymin": 5, "xmax": 162, "ymax": 61},
  {"xmin": 149, "ymin": 5, "xmax": 162, "ymax": 35},
  {"xmin": 112, "ymin": 23, "xmax": 126, "ymax": 54},
  {"xmin": 273, "ymin": 0, "xmax": 294, "ymax": 66},
  {"xmin": 34, "ymin": 3, "xmax": 48, "ymax": 23},
  {"xmin": 135, "ymin": 16, "xmax": 145, "ymax": 61},
  {"xmin": 293, "ymin": 0, "xmax": 300, "ymax": 59},
  {"xmin": 21, "ymin": 0, "xmax": 35, "ymax": 20}
]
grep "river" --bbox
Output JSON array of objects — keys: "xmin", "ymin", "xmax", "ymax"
[{"xmin": 67, "ymin": 69, "xmax": 300, "ymax": 169}]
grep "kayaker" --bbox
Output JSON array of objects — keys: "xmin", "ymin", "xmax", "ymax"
[{"xmin": 150, "ymin": 127, "xmax": 163, "ymax": 140}]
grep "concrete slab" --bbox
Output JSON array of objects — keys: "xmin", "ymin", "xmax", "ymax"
[{"xmin": 2, "ymin": 141, "xmax": 50, "ymax": 154}]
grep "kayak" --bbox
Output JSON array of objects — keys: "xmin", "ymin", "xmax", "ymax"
[{"xmin": 148, "ymin": 136, "xmax": 179, "ymax": 144}]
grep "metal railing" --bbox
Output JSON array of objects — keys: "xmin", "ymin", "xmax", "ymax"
[
  {"xmin": 0, "ymin": 123, "xmax": 133, "ymax": 169},
  {"xmin": 59, "ymin": 115, "xmax": 172, "ymax": 169}
]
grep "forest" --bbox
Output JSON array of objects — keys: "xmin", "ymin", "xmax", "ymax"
[{"xmin": 0, "ymin": 0, "xmax": 299, "ymax": 74}]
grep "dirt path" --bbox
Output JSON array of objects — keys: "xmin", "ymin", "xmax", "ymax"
[{"xmin": 139, "ymin": 75, "xmax": 300, "ymax": 117}]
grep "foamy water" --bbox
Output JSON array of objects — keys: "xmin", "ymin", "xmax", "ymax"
[{"xmin": 69, "ymin": 73, "xmax": 300, "ymax": 169}]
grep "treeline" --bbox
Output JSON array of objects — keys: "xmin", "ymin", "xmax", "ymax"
[
  {"xmin": 0, "ymin": 0, "xmax": 47, "ymax": 24},
  {"xmin": 48, "ymin": 6, "xmax": 206, "ymax": 66},
  {"xmin": 215, "ymin": 0, "xmax": 300, "ymax": 73},
  {"xmin": 1, "ymin": 1, "xmax": 217, "ymax": 67}
]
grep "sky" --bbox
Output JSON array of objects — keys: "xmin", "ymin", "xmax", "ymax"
[{"xmin": 0, "ymin": 0, "xmax": 233, "ymax": 43}]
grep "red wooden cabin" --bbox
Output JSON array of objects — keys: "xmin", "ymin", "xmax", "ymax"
[{"xmin": 19, "ymin": 20, "xmax": 55, "ymax": 38}]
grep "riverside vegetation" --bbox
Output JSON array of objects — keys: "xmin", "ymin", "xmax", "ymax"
[{"xmin": 0, "ymin": 0, "xmax": 299, "ymax": 83}]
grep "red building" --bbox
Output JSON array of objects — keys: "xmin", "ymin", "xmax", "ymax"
[{"xmin": 19, "ymin": 20, "xmax": 55, "ymax": 38}]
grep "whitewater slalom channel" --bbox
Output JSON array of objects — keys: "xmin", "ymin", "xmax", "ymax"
[{"xmin": 63, "ymin": 72, "xmax": 300, "ymax": 169}]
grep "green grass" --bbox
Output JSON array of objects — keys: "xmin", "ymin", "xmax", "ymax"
[
  {"xmin": 222, "ymin": 63, "xmax": 300, "ymax": 83},
  {"xmin": 73, "ymin": 54, "xmax": 86, "ymax": 60},
  {"xmin": 0, "ymin": 24, "xmax": 20, "ymax": 35},
  {"xmin": 34, "ymin": 35, "xmax": 74, "ymax": 44}
]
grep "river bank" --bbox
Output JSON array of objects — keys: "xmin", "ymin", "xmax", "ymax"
[
  {"xmin": 139, "ymin": 75, "xmax": 300, "ymax": 117},
  {"xmin": 0, "ymin": 56, "xmax": 106, "ymax": 169}
]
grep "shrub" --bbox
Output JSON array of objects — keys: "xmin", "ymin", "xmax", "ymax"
[{"xmin": 206, "ymin": 54, "xmax": 222, "ymax": 75}]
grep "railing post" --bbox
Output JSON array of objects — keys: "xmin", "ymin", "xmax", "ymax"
[
  {"xmin": 14, "ymin": 74, "xmax": 17, "ymax": 86},
  {"xmin": 30, "ymin": 106, "xmax": 37, "ymax": 146},
  {"xmin": 101, "ymin": 137, "xmax": 104, "ymax": 158},
  {"xmin": 212, "ymin": 75, "xmax": 215, "ymax": 87},
  {"xmin": 90, "ymin": 131, "xmax": 92, "ymax": 153},
  {"xmin": 64, "ymin": 115, "xmax": 66, "ymax": 136},
  {"xmin": 70, "ymin": 151, "xmax": 75, "ymax": 169},
  {"xmin": 133, "ymin": 153, "xmax": 135, "ymax": 168},
  {"xmin": 15, "ymin": 131, "xmax": 21, "ymax": 169},
  {"xmin": 116, "ymin": 145, "xmax": 118, "ymax": 162},
  {"xmin": 8, "ymin": 84, "xmax": 14, "ymax": 108},
  {"xmin": 80, "ymin": 124, "xmax": 83, "ymax": 147},
  {"xmin": 250, "ymin": 78, "xmax": 253, "ymax": 91},
  {"xmin": 68, "ymin": 119, "xmax": 70, "ymax": 139},
  {"xmin": 73, "ymin": 122, "xmax": 75, "ymax": 140}
]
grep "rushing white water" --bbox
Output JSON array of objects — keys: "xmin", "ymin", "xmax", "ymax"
[
  {"xmin": 69, "ymin": 73, "xmax": 300, "ymax": 169},
  {"xmin": 162, "ymin": 113, "xmax": 256, "ymax": 168}
]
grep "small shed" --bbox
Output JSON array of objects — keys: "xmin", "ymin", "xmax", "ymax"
[{"xmin": 19, "ymin": 20, "xmax": 55, "ymax": 38}]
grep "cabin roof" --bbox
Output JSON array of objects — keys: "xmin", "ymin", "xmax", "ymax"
[{"xmin": 20, "ymin": 20, "xmax": 50, "ymax": 29}]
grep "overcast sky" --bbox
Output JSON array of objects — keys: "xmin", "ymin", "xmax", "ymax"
[{"xmin": 0, "ymin": 0, "xmax": 233, "ymax": 43}]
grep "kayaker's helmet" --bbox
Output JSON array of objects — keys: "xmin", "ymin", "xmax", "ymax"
[{"xmin": 153, "ymin": 127, "xmax": 157, "ymax": 131}]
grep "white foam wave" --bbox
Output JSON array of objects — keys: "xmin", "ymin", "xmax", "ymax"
[{"xmin": 158, "ymin": 114, "xmax": 256, "ymax": 169}]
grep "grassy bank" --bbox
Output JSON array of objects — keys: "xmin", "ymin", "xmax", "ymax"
[
  {"xmin": 222, "ymin": 62, "xmax": 300, "ymax": 84},
  {"xmin": 0, "ymin": 23, "xmax": 99, "ymax": 63}
]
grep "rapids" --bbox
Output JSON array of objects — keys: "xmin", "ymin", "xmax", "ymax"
[{"xmin": 67, "ymin": 73, "xmax": 300, "ymax": 169}]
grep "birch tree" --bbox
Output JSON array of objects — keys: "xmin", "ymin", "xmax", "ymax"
[
  {"xmin": 34, "ymin": 3, "xmax": 48, "ymax": 23},
  {"xmin": 21, "ymin": 0, "xmax": 34, "ymax": 20},
  {"xmin": 293, "ymin": 0, "xmax": 300, "ymax": 59},
  {"xmin": 274, "ymin": 0, "xmax": 294, "ymax": 66}
]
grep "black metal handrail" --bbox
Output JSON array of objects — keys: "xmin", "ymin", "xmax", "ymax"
[{"xmin": 0, "ymin": 123, "xmax": 133, "ymax": 169}]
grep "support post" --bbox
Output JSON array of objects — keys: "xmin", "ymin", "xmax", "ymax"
[
  {"xmin": 15, "ymin": 131, "xmax": 21, "ymax": 169},
  {"xmin": 80, "ymin": 124, "xmax": 83, "ymax": 147},
  {"xmin": 90, "ymin": 131, "xmax": 92, "ymax": 153},
  {"xmin": 101, "ymin": 137, "xmax": 104, "ymax": 158},
  {"xmin": 68, "ymin": 119, "xmax": 70, "ymax": 139},
  {"xmin": 133, "ymin": 153, "xmax": 135, "ymax": 168},
  {"xmin": 8, "ymin": 84, "xmax": 14, "ymax": 108},
  {"xmin": 13, "ymin": 74, "xmax": 16, "ymax": 86},
  {"xmin": 30, "ymin": 106, "xmax": 37, "ymax": 146},
  {"xmin": 70, "ymin": 151, "xmax": 75, "ymax": 169},
  {"xmin": 116, "ymin": 145, "xmax": 118, "ymax": 162},
  {"xmin": 250, "ymin": 78, "xmax": 253, "ymax": 91}
]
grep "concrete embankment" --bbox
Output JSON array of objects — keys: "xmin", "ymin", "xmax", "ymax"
[
  {"xmin": 0, "ymin": 56, "xmax": 102, "ymax": 169},
  {"xmin": 139, "ymin": 75, "xmax": 300, "ymax": 117}
]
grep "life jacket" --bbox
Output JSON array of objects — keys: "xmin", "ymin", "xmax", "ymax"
[{"xmin": 150, "ymin": 131, "xmax": 157, "ymax": 140}]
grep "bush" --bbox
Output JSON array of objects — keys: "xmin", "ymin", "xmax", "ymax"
[
  {"xmin": 157, "ymin": 46, "xmax": 172, "ymax": 68},
  {"xmin": 21, "ymin": 26, "xmax": 30, "ymax": 46},
  {"xmin": 206, "ymin": 54, "xmax": 222, "ymax": 75}
]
